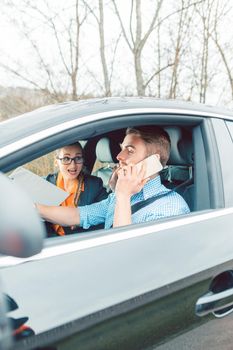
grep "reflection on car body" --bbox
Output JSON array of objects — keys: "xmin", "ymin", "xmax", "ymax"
[{"xmin": 0, "ymin": 97, "xmax": 233, "ymax": 349}]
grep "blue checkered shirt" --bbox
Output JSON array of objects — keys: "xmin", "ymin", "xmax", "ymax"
[{"xmin": 79, "ymin": 175, "xmax": 190, "ymax": 229}]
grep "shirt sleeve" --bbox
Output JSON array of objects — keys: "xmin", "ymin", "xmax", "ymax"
[{"xmin": 79, "ymin": 195, "xmax": 111, "ymax": 229}]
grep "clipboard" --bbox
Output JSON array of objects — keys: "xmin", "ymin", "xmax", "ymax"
[{"xmin": 9, "ymin": 167, "xmax": 69, "ymax": 206}]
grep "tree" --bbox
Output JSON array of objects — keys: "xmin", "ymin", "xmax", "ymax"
[
  {"xmin": 167, "ymin": 0, "xmax": 195, "ymax": 98},
  {"xmin": 1, "ymin": 0, "xmax": 89, "ymax": 100},
  {"xmin": 1, "ymin": 0, "xmax": 233, "ymax": 111},
  {"xmin": 194, "ymin": 0, "xmax": 220, "ymax": 103},
  {"xmin": 83, "ymin": 0, "xmax": 113, "ymax": 96},
  {"xmin": 111, "ymin": 0, "xmax": 167, "ymax": 96},
  {"xmin": 211, "ymin": 0, "xmax": 233, "ymax": 100}
]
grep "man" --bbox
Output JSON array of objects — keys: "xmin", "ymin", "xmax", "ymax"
[{"xmin": 37, "ymin": 126, "xmax": 190, "ymax": 229}]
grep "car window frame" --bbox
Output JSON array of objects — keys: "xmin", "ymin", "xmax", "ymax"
[
  {"xmin": 226, "ymin": 120, "xmax": 233, "ymax": 141},
  {"xmin": 2, "ymin": 112, "xmax": 226, "ymax": 243}
]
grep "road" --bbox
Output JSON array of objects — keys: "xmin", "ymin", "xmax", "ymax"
[{"xmin": 154, "ymin": 312, "xmax": 233, "ymax": 350}]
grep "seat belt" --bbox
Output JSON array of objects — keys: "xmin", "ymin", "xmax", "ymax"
[{"xmin": 131, "ymin": 177, "xmax": 193, "ymax": 215}]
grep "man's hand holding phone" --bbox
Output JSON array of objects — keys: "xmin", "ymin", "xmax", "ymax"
[
  {"xmin": 113, "ymin": 154, "xmax": 163, "ymax": 228},
  {"xmin": 109, "ymin": 154, "xmax": 163, "ymax": 193},
  {"xmin": 135, "ymin": 154, "xmax": 163, "ymax": 180},
  {"xmin": 108, "ymin": 165, "xmax": 119, "ymax": 192},
  {"xmin": 115, "ymin": 163, "xmax": 148, "ymax": 197}
]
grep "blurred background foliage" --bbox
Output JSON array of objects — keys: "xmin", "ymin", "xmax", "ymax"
[{"xmin": 1, "ymin": 0, "xmax": 233, "ymax": 174}]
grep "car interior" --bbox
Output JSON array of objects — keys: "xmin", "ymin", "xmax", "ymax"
[
  {"xmin": 81, "ymin": 125, "xmax": 194, "ymax": 210},
  {"xmin": 8, "ymin": 114, "xmax": 213, "ymax": 239}
]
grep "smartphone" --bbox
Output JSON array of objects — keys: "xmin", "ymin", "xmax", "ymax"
[{"xmin": 135, "ymin": 154, "xmax": 163, "ymax": 179}]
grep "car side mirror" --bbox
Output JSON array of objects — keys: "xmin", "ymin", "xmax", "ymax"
[{"xmin": 0, "ymin": 172, "xmax": 45, "ymax": 258}]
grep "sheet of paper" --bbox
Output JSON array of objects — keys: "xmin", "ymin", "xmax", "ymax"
[{"xmin": 9, "ymin": 167, "xmax": 69, "ymax": 206}]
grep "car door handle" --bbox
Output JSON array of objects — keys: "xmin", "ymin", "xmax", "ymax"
[{"xmin": 196, "ymin": 287, "xmax": 233, "ymax": 318}]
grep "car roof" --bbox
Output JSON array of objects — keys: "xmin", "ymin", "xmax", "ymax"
[{"xmin": 1, "ymin": 97, "xmax": 233, "ymax": 149}]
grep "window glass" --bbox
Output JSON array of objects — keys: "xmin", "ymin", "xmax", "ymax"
[
  {"xmin": 10, "ymin": 141, "xmax": 87, "ymax": 176},
  {"xmin": 16, "ymin": 151, "xmax": 55, "ymax": 176}
]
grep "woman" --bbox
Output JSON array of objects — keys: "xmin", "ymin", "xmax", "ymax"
[{"xmin": 45, "ymin": 142, "xmax": 108, "ymax": 236}]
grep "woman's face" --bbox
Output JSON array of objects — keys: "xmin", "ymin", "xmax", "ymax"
[{"xmin": 56, "ymin": 144, "xmax": 83, "ymax": 181}]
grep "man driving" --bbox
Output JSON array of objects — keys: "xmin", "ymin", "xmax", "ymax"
[{"xmin": 36, "ymin": 126, "xmax": 190, "ymax": 229}]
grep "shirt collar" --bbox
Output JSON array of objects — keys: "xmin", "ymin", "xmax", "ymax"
[{"xmin": 142, "ymin": 175, "xmax": 163, "ymax": 200}]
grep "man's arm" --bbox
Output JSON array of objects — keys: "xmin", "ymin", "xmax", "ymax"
[
  {"xmin": 113, "ymin": 164, "xmax": 147, "ymax": 227},
  {"xmin": 36, "ymin": 204, "xmax": 80, "ymax": 226},
  {"xmin": 113, "ymin": 192, "xmax": 132, "ymax": 227}
]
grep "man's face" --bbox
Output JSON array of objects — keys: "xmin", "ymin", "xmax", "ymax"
[{"xmin": 116, "ymin": 134, "xmax": 148, "ymax": 166}]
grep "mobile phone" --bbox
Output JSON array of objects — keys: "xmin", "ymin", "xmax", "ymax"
[{"xmin": 135, "ymin": 154, "xmax": 163, "ymax": 179}]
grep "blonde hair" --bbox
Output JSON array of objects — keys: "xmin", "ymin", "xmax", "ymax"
[{"xmin": 55, "ymin": 142, "xmax": 83, "ymax": 157}]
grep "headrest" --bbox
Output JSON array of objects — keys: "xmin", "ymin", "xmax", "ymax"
[
  {"xmin": 96, "ymin": 137, "xmax": 120, "ymax": 163},
  {"xmin": 165, "ymin": 127, "xmax": 193, "ymax": 165}
]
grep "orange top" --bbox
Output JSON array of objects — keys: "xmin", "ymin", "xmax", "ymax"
[{"xmin": 53, "ymin": 172, "xmax": 84, "ymax": 236}]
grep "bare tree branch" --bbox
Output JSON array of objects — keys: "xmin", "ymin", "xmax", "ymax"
[{"xmin": 144, "ymin": 62, "xmax": 174, "ymax": 89}]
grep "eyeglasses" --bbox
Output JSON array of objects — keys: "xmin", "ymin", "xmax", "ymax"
[{"xmin": 57, "ymin": 156, "xmax": 84, "ymax": 165}]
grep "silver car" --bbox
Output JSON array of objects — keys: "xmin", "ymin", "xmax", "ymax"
[{"xmin": 0, "ymin": 97, "xmax": 233, "ymax": 350}]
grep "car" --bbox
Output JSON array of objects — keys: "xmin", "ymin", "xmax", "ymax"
[
  {"xmin": 0, "ymin": 172, "xmax": 44, "ymax": 350},
  {"xmin": 0, "ymin": 97, "xmax": 233, "ymax": 350}
]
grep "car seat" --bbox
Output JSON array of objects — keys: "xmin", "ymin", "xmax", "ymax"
[
  {"xmin": 93, "ymin": 137, "xmax": 120, "ymax": 192},
  {"xmin": 163, "ymin": 127, "xmax": 194, "ymax": 211}
]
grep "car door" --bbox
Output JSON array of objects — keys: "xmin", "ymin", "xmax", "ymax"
[
  {"xmin": 0, "ymin": 172, "xmax": 44, "ymax": 350},
  {"xmin": 1, "ymin": 208, "xmax": 233, "ymax": 350}
]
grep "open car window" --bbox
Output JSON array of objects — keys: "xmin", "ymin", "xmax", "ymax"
[
  {"xmin": 7, "ymin": 121, "xmax": 200, "ymax": 241},
  {"xmin": 2, "ymin": 99, "xmax": 223, "ymax": 242},
  {"xmin": 21, "ymin": 151, "xmax": 55, "ymax": 176}
]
